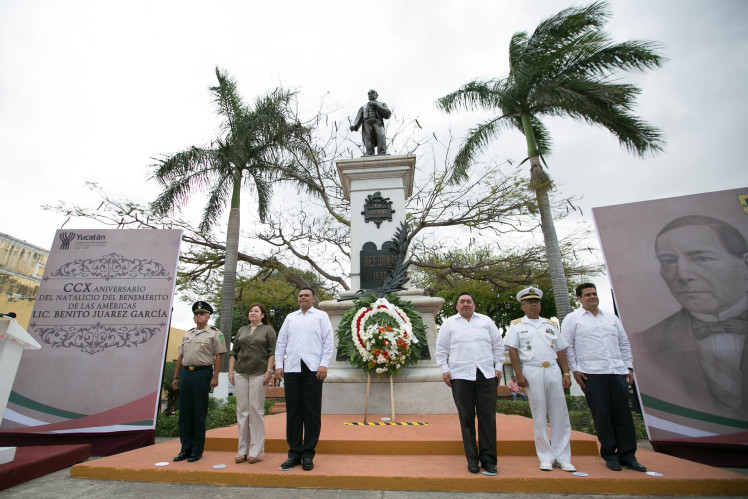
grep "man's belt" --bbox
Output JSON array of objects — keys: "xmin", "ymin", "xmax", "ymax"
[
  {"xmin": 183, "ymin": 365, "xmax": 212, "ymax": 371},
  {"xmin": 522, "ymin": 361, "xmax": 554, "ymax": 368}
]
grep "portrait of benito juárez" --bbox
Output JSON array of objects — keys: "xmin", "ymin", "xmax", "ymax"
[{"xmin": 632, "ymin": 215, "xmax": 748, "ymax": 421}]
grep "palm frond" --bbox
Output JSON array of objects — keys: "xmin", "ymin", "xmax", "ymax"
[
  {"xmin": 199, "ymin": 170, "xmax": 234, "ymax": 231},
  {"xmin": 435, "ymin": 80, "xmax": 503, "ymax": 113},
  {"xmin": 211, "ymin": 67, "xmax": 246, "ymax": 136},
  {"xmin": 452, "ymin": 114, "xmax": 516, "ymax": 183}
]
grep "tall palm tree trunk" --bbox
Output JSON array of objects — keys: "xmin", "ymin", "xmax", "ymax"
[
  {"xmin": 219, "ymin": 174, "xmax": 242, "ymax": 370},
  {"xmin": 529, "ymin": 159, "xmax": 572, "ymax": 323},
  {"xmin": 522, "ymin": 114, "xmax": 571, "ymax": 323}
]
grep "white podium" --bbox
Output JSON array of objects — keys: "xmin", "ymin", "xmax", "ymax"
[{"xmin": 0, "ymin": 317, "xmax": 42, "ymax": 464}]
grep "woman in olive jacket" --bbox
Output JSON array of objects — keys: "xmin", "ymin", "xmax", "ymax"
[{"xmin": 228, "ymin": 302, "xmax": 276, "ymax": 463}]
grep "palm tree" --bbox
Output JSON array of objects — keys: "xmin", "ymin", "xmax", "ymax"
[
  {"xmin": 151, "ymin": 67, "xmax": 311, "ymax": 368},
  {"xmin": 436, "ymin": 1, "xmax": 665, "ymax": 322}
]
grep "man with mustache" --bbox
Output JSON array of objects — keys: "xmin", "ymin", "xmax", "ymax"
[{"xmin": 635, "ymin": 215, "xmax": 748, "ymax": 419}]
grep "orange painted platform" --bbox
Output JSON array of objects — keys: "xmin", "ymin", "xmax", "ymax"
[{"xmin": 71, "ymin": 413, "xmax": 748, "ymax": 495}]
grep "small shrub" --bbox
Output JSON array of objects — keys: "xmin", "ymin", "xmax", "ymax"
[
  {"xmin": 568, "ymin": 410, "xmax": 596, "ymax": 435},
  {"xmin": 499, "ymin": 395, "xmax": 649, "ymax": 441},
  {"xmin": 206, "ymin": 397, "xmax": 237, "ymax": 429},
  {"xmin": 632, "ymin": 411, "xmax": 648, "ymax": 440},
  {"xmin": 565, "ymin": 395, "xmax": 589, "ymax": 412},
  {"xmin": 264, "ymin": 399, "xmax": 276, "ymax": 415},
  {"xmin": 156, "ymin": 397, "xmax": 280, "ymax": 437},
  {"xmin": 496, "ymin": 399, "xmax": 532, "ymax": 418},
  {"xmin": 155, "ymin": 411, "xmax": 180, "ymax": 437}
]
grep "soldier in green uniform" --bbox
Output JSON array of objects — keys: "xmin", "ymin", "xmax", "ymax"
[{"xmin": 172, "ymin": 301, "xmax": 226, "ymax": 463}]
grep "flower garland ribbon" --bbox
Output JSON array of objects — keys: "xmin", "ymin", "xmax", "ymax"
[
  {"xmin": 336, "ymin": 293, "xmax": 428, "ymax": 377},
  {"xmin": 372, "ymin": 297, "xmax": 418, "ymax": 344}
]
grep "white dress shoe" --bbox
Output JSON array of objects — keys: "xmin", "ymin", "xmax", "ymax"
[
  {"xmin": 557, "ymin": 462, "xmax": 576, "ymax": 472},
  {"xmin": 539, "ymin": 462, "xmax": 553, "ymax": 471}
]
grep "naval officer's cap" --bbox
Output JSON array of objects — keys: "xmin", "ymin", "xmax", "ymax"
[
  {"xmin": 192, "ymin": 301, "xmax": 214, "ymax": 315},
  {"xmin": 516, "ymin": 286, "xmax": 543, "ymax": 302}
]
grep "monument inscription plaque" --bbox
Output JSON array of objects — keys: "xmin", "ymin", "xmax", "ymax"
[
  {"xmin": 361, "ymin": 192, "xmax": 394, "ymax": 228},
  {"xmin": 360, "ymin": 241, "xmax": 395, "ymax": 289}
]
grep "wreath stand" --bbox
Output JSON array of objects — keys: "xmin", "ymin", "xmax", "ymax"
[{"xmin": 363, "ymin": 373, "xmax": 396, "ymax": 423}]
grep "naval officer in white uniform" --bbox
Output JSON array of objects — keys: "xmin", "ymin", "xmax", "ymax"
[{"xmin": 505, "ymin": 286, "xmax": 576, "ymax": 472}]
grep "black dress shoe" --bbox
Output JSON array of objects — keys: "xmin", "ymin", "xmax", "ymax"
[
  {"xmin": 606, "ymin": 461, "xmax": 622, "ymax": 471},
  {"xmin": 482, "ymin": 463, "xmax": 498, "ymax": 476},
  {"xmin": 302, "ymin": 457, "xmax": 314, "ymax": 471},
  {"xmin": 187, "ymin": 454, "xmax": 202, "ymax": 462},
  {"xmin": 173, "ymin": 451, "xmax": 190, "ymax": 462},
  {"xmin": 279, "ymin": 457, "xmax": 301, "ymax": 471},
  {"xmin": 622, "ymin": 460, "xmax": 647, "ymax": 472},
  {"xmin": 467, "ymin": 460, "xmax": 480, "ymax": 474}
]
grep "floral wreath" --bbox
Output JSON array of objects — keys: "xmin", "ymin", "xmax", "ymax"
[{"xmin": 336, "ymin": 293, "xmax": 428, "ymax": 376}]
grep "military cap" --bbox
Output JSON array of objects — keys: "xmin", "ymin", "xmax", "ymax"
[
  {"xmin": 516, "ymin": 286, "xmax": 543, "ymax": 302},
  {"xmin": 192, "ymin": 301, "xmax": 213, "ymax": 314}
]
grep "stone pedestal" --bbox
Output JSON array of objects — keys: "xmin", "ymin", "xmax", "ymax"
[
  {"xmin": 337, "ymin": 155, "xmax": 415, "ymax": 292},
  {"xmin": 0, "ymin": 317, "xmax": 41, "ymax": 464},
  {"xmin": 319, "ymin": 288, "xmax": 454, "ymax": 416},
  {"xmin": 320, "ymin": 154, "xmax": 454, "ymax": 416}
]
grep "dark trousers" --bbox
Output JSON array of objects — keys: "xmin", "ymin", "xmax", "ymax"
[
  {"xmin": 451, "ymin": 369, "xmax": 498, "ymax": 466},
  {"xmin": 362, "ymin": 119, "xmax": 386, "ymax": 155},
  {"xmin": 178, "ymin": 367, "xmax": 212, "ymax": 456},
  {"xmin": 582, "ymin": 373, "xmax": 637, "ymax": 464},
  {"xmin": 284, "ymin": 360, "xmax": 324, "ymax": 459}
]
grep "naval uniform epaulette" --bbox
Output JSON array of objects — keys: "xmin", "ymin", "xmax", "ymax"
[
  {"xmin": 188, "ymin": 327, "xmax": 196, "ymax": 332},
  {"xmin": 542, "ymin": 318, "xmax": 558, "ymax": 326},
  {"xmin": 510, "ymin": 318, "xmax": 522, "ymax": 325}
]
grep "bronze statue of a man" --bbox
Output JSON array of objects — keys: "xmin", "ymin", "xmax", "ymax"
[{"xmin": 350, "ymin": 89, "xmax": 391, "ymax": 156}]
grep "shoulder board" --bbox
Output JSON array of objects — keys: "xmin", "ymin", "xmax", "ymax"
[
  {"xmin": 187, "ymin": 327, "xmax": 196, "ymax": 332},
  {"xmin": 542, "ymin": 318, "xmax": 558, "ymax": 327},
  {"xmin": 209, "ymin": 326, "xmax": 222, "ymax": 334},
  {"xmin": 510, "ymin": 318, "xmax": 522, "ymax": 325}
]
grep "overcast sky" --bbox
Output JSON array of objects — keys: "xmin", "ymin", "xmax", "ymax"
[{"xmin": 2, "ymin": 0, "xmax": 747, "ymax": 329}]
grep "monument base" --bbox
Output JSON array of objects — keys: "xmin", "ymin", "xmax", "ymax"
[
  {"xmin": 318, "ymin": 290, "xmax": 451, "ymax": 415},
  {"xmin": 322, "ymin": 368, "xmax": 455, "ymax": 414}
]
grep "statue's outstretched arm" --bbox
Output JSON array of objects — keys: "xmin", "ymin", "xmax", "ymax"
[{"xmin": 350, "ymin": 106, "xmax": 364, "ymax": 131}]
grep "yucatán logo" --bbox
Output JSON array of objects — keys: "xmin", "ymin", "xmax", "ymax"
[{"xmin": 59, "ymin": 232, "xmax": 76, "ymax": 250}]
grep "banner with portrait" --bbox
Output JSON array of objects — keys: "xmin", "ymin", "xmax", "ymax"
[
  {"xmin": 0, "ymin": 229, "xmax": 182, "ymax": 437},
  {"xmin": 593, "ymin": 188, "xmax": 748, "ymax": 464}
]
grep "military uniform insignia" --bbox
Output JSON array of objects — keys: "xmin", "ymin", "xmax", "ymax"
[
  {"xmin": 510, "ymin": 318, "xmax": 522, "ymax": 325},
  {"xmin": 545, "ymin": 328, "xmax": 555, "ymax": 335},
  {"xmin": 219, "ymin": 333, "xmax": 225, "ymax": 342}
]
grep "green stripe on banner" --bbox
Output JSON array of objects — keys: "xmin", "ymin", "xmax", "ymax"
[
  {"xmin": 641, "ymin": 393, "xmax": 748, "ymax": 429},
  {"xmin": 9, "ymin": 391, "xmax": 87, "ymax": 420},
  {"xmin": 123, "ymin": 420, "xmax": 153, "ymax": 426}
]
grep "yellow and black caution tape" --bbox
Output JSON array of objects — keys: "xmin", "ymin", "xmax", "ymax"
[{"xmin": 344, "ymin": 421, "xmax": 428, "ymax": 426}]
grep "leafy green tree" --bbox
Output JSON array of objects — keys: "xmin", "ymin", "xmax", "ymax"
[
  {"xmin": 151, "ymin": 68, "xmax": 312, "ymax": 369},
  {"xmin": 227, "ymin": 269, "xmax": 332, "ymax": 335},
  {"xmin": 435, "ymin": 1, "xmax": 665, "ymax": 322},
  {"xmin": 413, "ymin": 245, "xmax": 597, "ymax": 329}
]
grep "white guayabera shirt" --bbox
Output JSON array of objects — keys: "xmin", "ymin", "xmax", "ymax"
[{"xmin": 435, "ymin": 312, "xmax": 504, "ymax": 381}]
